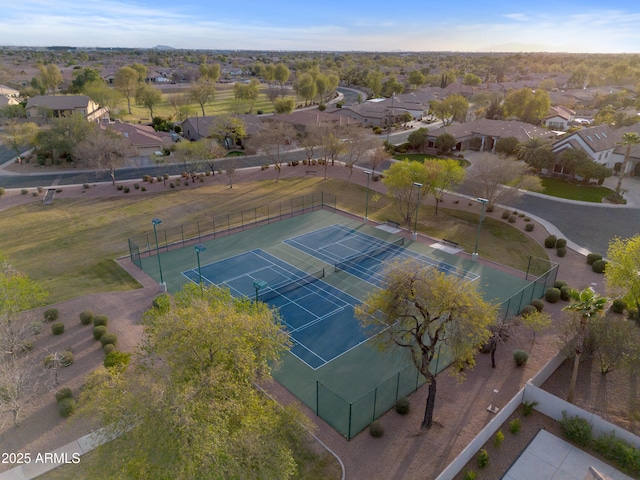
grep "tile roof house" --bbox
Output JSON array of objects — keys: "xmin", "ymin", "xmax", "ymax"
[
  {"xmin": 99, "ymin": 120, "xmax": 171, "ymax": 157},
  {"xmin": 551, "ymin": 125, "xmax": 617, "ymax": 169},
  {"xmin": 267, "ymin": 110, "xmax": 360, "ymax": 132},
  {"xmin": 25, "ymin": 95, "xmax": 108, "ymax": 122},
  {"xmin": 425, "ymin": 119, "xmax": 557, "ymax": 153},
  {"xmin": 609, "ymin": 124, "xmax": 640, "ymax": 177},
  {"xmin": 181, "ymin": 114, "xmax": 264, "ymax": 147},
  {"xmin": 543, "ymin": 105, "xmax": 576, "ymax": 131}
]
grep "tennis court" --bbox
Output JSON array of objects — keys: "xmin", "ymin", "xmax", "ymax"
[{"xmin": 182, "ymin": 249, "xmax": 380, "ymax": 369}]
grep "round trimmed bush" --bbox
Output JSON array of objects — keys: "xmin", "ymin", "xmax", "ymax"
[
  {"xmin": 560, "ymin": 286, "xmax": 572, "ymax": 301},
  {"xmin": 93, "ymin": 325, "xmax": 107, "ymax": 340},
  {"xmin": 501, "ymin": 210, "xmax": 510, "ymax": 220},
  {"xmin": 508, "ymin": 215, "xmax": 516, "ymax": 223},
  {"xmin": 628, "ymin": 307, "xmax": 639, "ymax": 321},
  {"xmin": 103, "ymin": 343, "xmax": 116, "ymax": 354},
  {"xmin": 557, "ymin": 246, "xmax": 567, "ymax": 257},
  {"xmin": 477, "ymin": 449, "xmax": 489, "ymax": 469},
  {"xmin": 58, "ymin": 397, "xmax": 76, "ymax": 417},
  {"xmin": 51, "ymin": 322, "xmax": 65, "ymax": 335},
  {"xmin": 369, "ymin": 420, "xmax": 384, "ymax": 438},
  {"xmin": 556, "ymin": 238, "xmax": 567, "ymax": 248},
  {"xmin": 100, "ymin": 333, "xmax": 118, "ymax": 347},
  {"xmin": 60, "ymin": 351, "xmax": 73, "ymax": 366},
  {"xmin": 93, "ymin": 315, "xmax": 108, "ymax": 327},
  {"xmin": 554, "ymin": 280, "xmax": 568, "ymax": 289},
  {"xmin": 545, "ymin": 287, "xmax": 561, "ymax": 303},
  {"xmin": 395, "ymin": 397, "xmax": 410, "ymax": 415},
  {"xmin": 586, "ymin": 253, "xmax": 602, "ymax": 265},
  {"xmin": 79, "ymin": 310, "xmax": 94, "ymax": 325},
  {"xmin": 530, "ymin": 299, "xmax": 544, "ymax": 312},
  {"xmin": 152, "ymin": 293, "xmax": 171, "ymax": 312},
  {"xmin": 544, "ymin": 235, "xmax": 557, "ymax": 248},
  {"xmin": 525, "ymin": 223, "xmax": 534, "ymax": 232},
  {"xmin": 520, "ymin": 305, "xmax": 537, "ymax": 317},
  {"xmin": 43, "ymin": 354, "xmax": 55, "ymax": 368},
  {"xmin": 513, "ymin": 349, "xmax": 529, "ymax": 367},
  {"xmin": 44, "ymin": 308, "xmax": 59, "ymax": 322},
  {"xmin": 611, "ymin": 298, "xmax": 627, "ymax": 314},
  {"xmin": 55, "ymin": 388, "xmax": 73, "ymax": 403},
  {"xmin": 592, "ymin": 259, "xmax": 607, "ymax": 273},
  {"xmin": 116, "ymin": 184, "xmax": 124, "ymax": 191}
]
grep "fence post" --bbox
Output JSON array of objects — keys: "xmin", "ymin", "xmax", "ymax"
[
  {"xmin": 212, "ymin": 216, "xmax": 216, "ymax": 238},
  {"xmin": 525, "ymin": 255, "xmax": 532, "ymax": 280},
  {"xmin": 197, "ymin": 221, "xmax": 201, "ymax": 242},
  {"xmin": 372, "ymin": 387, "xmax": 378, "ymax": 421},
  {"xmin": 181, "ymin": 225, "xmax": 185, "ymax": 247},
  {"xmin": 316, "ymin": 380, "xmax": 319, "ymax": 415},
  {"xmin": 396, "ymin": 371, "xmax": 401, "ymax": 403},
  {"xmin": 348, "ymin": 403, "xmax": 352, "ymax": 440}
]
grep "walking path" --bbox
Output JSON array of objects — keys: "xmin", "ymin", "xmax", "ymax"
[{"xmin": 0, "ymin": 160, "xmax": 628, "ymax": 480}]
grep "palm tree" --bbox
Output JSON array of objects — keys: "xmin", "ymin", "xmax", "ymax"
[
  {"xmin": 516, "ymin": 137, "xmax": 552, "ymax": 171},
  {"xmin": 563, "ymin": 287, "xmax": 608, "ymax": 403},
  {"xmin": 615, "ymin": 132, "xmax": 640, "ymax": 195}
]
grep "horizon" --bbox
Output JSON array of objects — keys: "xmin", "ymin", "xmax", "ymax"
[{"xmin": 2, "ymin": 1, "xmax": 640, "ymax": 54}]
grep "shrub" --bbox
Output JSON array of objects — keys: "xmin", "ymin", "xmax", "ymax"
[
  {"xmin": 43, "ymin": 354, "xmax": 55, "ymax": 368},
  {"xmin": 123, "ymin": 186, "xmax": 130, "ymax": 193},
  {"xmin": 79, "ymin": 310, "xmax": 94, "ymax": 325},
  {"xmin": 0, "ymin": 187, "xmax": 4, "ymax": 197},
  {"xmin": 141, "ymin": 186, "xmax": 146, "ymax": 191},
  {"xmin": 522, "ymin": 401, "xmax": 538, "ymax": 416},
  {"xmin": 103, "ymin": 343, "xmax": 116, "ymax": 355},
  {"xmin": 51, "ymin": 322, "xmax": 65, "ymax": 335},
  {"xmin": 509, "ymin": 418, "xmax": 521, "ymax": 434},
  {"xmin": 477, "ymin": 449, "xmax": 489, "ymax": 468},
  {"xmin": 43, "ymin": 308, "xmax": 59, "ymax": 322},
  {"xmin": 586, "ymin": 253, "xmax": 602, "ymax": 265},
  {"xmin": 560, "ymin": 286, "xmax": 571, "ymax": 301},
  {"xmin": 93, "ymin": 325, "xmax": 107, "ymax": 340},
  {"xmin": 628, "ymin": 308, "xmax": 639, "ymax": 321},
  {"xmin": 369, "ymin": 420, "xmax": 384, "ymax": 438},
  {"xmin": 464, "ymin": 471, "xmax": 477, "ymax": 480},
  {"xmin": 104, "ymin": 351, "xmax": 131, "ymax": 370},
  {"xmin": 55, "ymin": 388, "xmax": 73, "ymax": 403},
  {"xmin": 83, "ymin": 183, "xmax": 90, "ymax": 189},
  {"xmin": 170, "ymin": 182, "xmax": 175, "ymax": 188},
  {"xmin": 520, "ymin": 305, "xmax": 537, "ymax": 317},
  {"xmin": 60, "ymin": 351, "xmax": 73, "ymax": 366},
  {"xmin": 525, "ymin": 223, "xmax": 534, "ymax": 232},
  {"xmin": 501, "ymin": 210, "xmax": 510, "ymax": 219},
  {"xmin": 560, "ymin": 412, "xmax": 592, "ymax": 447},
  {"xmin": 116, "ymin": 184, "xmax": 124, "ymax": 191},
  {"xmin": 134, "ymin": 183, "xmax": 140, "ymax": 189},
  {"xmin": 592, "ymin": 259, "xmax": 607, "ymax": 273},
  {"xmin": 153, "ymin": 293, "xmax": 171, "ymax": 312},
  {"xmin": 395, "ymin": 397, "xmax": 410, "ymax": 415},
  {"xmin": 554, "ymin": 280, "xmax": 568, "ymax": 289},
  {"xmin": 93, "ymin": 315, "xmax": 108, "ymax": 327},
  {"xmin": 530, "ymin": 298, "xmax": 544, "ymax": 312},
  {"xmin": 513, "ymin": 349, "xmax": 529, "ymax": 367},
  {"xmin": 21, "ymin": 189, "xmax": 28, "ymax": 195},
  {"xmin": 545, "ymin": 287, "xmax": 561, "ymax": 303},
  {"xmin": 20, "ymin": 341, "xmax": 33, "ymax": 352},
  {"xmin": 557, "ymin": 246, "xmax": 567, "ymax": 257},
  {"xmin": 494, "ymin": 430, "xmax": 504, "ymax": 448},
  {"xmin": 556, "ymin": 238, "xmax": 567, "ymax": 248},
  {"xmin": 612, "ymin": 298, "xmax": 627, "ymax": 313},
  {"xmin": 508, "ymin": 215, "xmax": 516, "ymax": 223},
  {"xmin": 544, "ymin": 235, "xmax": 557, "ymax": 248},
  {"xmin": 58, "ymin": 397, "xmax": 76, "ymax": 417},
  {"xmin": 592, "ymin": 432, "xmax": 640, "ymax": 477},
  {"xmin": 100, "ymin": 333, "xmax": 118, "ymax": 347}
]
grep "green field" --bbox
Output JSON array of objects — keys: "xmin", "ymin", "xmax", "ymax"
[{"xmin": 539, "ymin": 177, "xmax": 614, "ymax": 202}]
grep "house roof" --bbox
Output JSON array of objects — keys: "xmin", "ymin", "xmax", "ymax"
[
  {"xmin": 427, "ymin": 119, "xmax": 557, "ymax": 143},
  {"xmin": 553, "ymin": 125, "xmax": 617, "ymax": 153},
  {"xmin": 25, "ymin": 95, "xmax": 93, "ymax": 111},
  {"xmin": 268, "ymin": 110, "xmax": 359, "ymax": 128},
  {"xmin": 544, "ymin": 105, "xmax": 575, "ymax": 121},
  {"xmin": 0, "ymin": 84, "xmax": 20, "ymax": 97},
  {"xmin": 100, "ymin": 121, "xmax": 164, "ymax": 148},
  {"xmin": 182, "ymin": 114, "xmax": 265, "ymax": 138}
]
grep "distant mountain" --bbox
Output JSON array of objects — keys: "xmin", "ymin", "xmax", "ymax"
[
  {"xmin": 152, "ymin": 45, "xmax": 175, "ymax": 51},
  {"xmin": 478, "ymin": 42, "xmax": 559, "ymax": 53}
]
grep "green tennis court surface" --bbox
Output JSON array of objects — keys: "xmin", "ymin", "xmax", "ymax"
[{"xmin": 136, "ymin": 208, "xmax": 554, "ymax": 439}]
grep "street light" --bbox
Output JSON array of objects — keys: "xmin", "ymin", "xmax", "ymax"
[
  {"xmin": 412, "ymin": 182, "xmax": 423, "ymax": 240},
  {"xmin": 152, "ymin": 218, "xmax": 166, "ymax": 291},
  {"xmin": 194, "ymin": 244, "xmax": 206, "ymax": 293},
  {"xmin": 364, "ymin": 170, "xmax": 372, "ymax": 223},
  {"xmin": 472, "ymin": 198, "xmax": 489, "ymax": 262},
  {"xmin": 253, "ymin": 280, "xmax": 268, "ymax": 302}
]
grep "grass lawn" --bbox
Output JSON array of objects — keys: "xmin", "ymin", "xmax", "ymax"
[
  {"xmin": 539, "ymin": 177, "xmax": 614, "ymax": 202},
  {"xmin": 0, "ymin": 177, "xmax": 548, "ymax": 304},
  {"xmin": 393, "ymin": 153, "xmax": 471, "ymax": 168}
]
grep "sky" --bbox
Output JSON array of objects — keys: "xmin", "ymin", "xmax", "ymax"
[{"xmin": 2, "ymin": 0, "xmax": 640, "ymax": 53}]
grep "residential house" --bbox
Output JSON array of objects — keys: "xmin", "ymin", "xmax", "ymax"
[
  {"xmin": 99, "ymin": 120, "xmax": 171, "ymax": 157},
  {"xmin": 425, "ymin": 119, "xmax": 557, "ymax": 152},
  {"xmin": 266, "ymin": 110, "xmax": 360, "ymax": 133},
  {"xmin": 25, "ymin": 95, "xmax": 108, "ymax": 122},
  {"xmin": 609, "ymin": 124, "xmax": 640, "ymax": 177},
  {"xmin": 543, "ymin": 105, "xmax": 575, "ymax": 131},
  {"xmin": 551, "ymin": 124, "xmax": 617, "ymax": 174},
  {"xmin": 0, "ymin": 84, "xmax": 19, "ymax": 108},
  {"xmin": 181, "ymin": 114, "xmax": 264, "ymax": 147}
]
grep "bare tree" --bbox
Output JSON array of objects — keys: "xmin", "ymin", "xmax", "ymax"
[
  {"xmin": 340, "ymin": 126, "xmax": 378, "ymax": 182},
  {"xmin": 74, "ymin": 126, "xmax": 129, "ymax": 185},
  {"xmin": 252, "ymin": 122, "xmax": 296, "ymax": 182},
  {"xmin": 369, "ymin": 146, "xmax": 389, "ymax": 175}
]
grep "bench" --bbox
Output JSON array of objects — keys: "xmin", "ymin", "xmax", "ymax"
[
  {"xmin": 305, "ymin": 170, "xmax": 318, "ymax": 176},
  {"xmin": 442, "ymin": 238, "xmax": 460, "ymax": 247}
]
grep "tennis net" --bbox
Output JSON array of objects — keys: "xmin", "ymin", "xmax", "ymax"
[
  {"xmin": 334, "ymin": 237, "xmax": 405, "ymax": 273},
  {"xmin": 258, "ymin": 268, "xmax": 326, "ymax": 302}
]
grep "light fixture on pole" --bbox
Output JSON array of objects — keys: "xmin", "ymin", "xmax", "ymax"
[
  {"xmin": 194, "ymin": 244, "xmax": 206, "ymax": 293},
  {"xmin": 152, "ymin": 218, "xmax": 166, "ymax": 291},
  {"xmin": 253, "ymin": 280, "xmax": 268, "ymax": 302},
  {"xmin": 412, "ymin": 182, "xmax": 423, "ymax": 240},
  {"xmin": 364, "ymin": 170, "xmax": 372, "ymax": 223},
  {"xmin": 472, "ymin": 198, "xmax": 489, "ymax": 262}
]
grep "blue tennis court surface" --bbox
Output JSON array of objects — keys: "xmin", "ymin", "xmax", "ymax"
[
  {"xmin": 182, "ymin": 249, "xmax": 380, "ymax": 369},
  {"xmin": 284, "ymin": 224, "xmax": 479, "ymax": 286}
]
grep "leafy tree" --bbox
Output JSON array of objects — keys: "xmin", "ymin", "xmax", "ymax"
[
  {"xmin": 538, "ymin": 78, "xmax": 556, "ymax": 91},
  {"xmin": 430, "ymin": 94, "xmax": 469, "ymax": 126},
  {"xmin": 83, "ymin": 80, "xmax": 123, "ymax": 115},
  {"xmin": 135, "ymin": 84, "xmax": 162, "ymax": 119},
  {"xmin": 494, "ymin": 137, "xmax": 519, "ymax": 157},
  {"xmin": 615, "ymin": 132, "xmax": 640, "ymax": 195},
  {"xmin": 80, "ymin": 284, "xmax": 307, "ymax": 479},
  {"xmin": 562, "ymin": 287, "xmax": 608, "ymax": 403},
  {"xmin": 174, "ymin": 138, "xmax": 226, "ymax": 176},
  {"xmin": 605, "ymin": 235, "xmax": 640, "ymax": 314},
  {"xmin": 252, "ymin": 121, "xmax": 296, "ymax": 182},
  {"xmin": 463, "ymin": 73, "xmax": 482, "ymax": 86},
  {"xmin": 233, "ymin": 79, "xmax": 260, "ymax": 113},
  {"xmin": 355, "ymin": 260, "xmax": 496, "ymax": 429},
  {"xmin": 407, "ymin": 127, "xmax": 429, "ymax": 151},
  {"xmin": 366, "ymin": 71, "xmax": 384, "ymax": 97},
  {"xmin": 465, "ymin": 153, "xmax": 541, "ymax": 210},
  {"xmin": 35, "ymin": 113, "xmax": 94, "ymax": 162},
  {"xmin": 435, "ymin": 133, "xmax": 457, "ymax": 155},
  {"xmin": 129, "ymin": 63, "xmax": 148, "ymax": 83},
  {"xmin": 37, "ymin": 64, "xmax": 63, "ymax": 94},
  {"xmin": 199, "ymin": 62, "xmax": 220, "ymax": 82},
  {"xmin": 73, "ymin": 126, "xmax": 128, "ymax": 185},
  {"xmin": 381, "ymin": 76, "xmax": 404, "ymax": 97},
  {"xmin": 0, "ymin": 121, "xmax": 39, "ymax": 157},
  {"xmin": 115, "ymin": 66, "xmax": 142, "ymax": 114},
  {"xmin": 516, "ymin": 137, "xmax": 552, "ymax": 171},
  {"xmin": 295, "ymin": 73, "xmax": 317, "ymax": 106},
  {"xmin": 274, "ymin": 97, "xmax": 295, "ymax": 114},
  {"xmin": 504, "ymin": 88, "xmax": 550, "ymax": 125},
  {"xmin": 431, "ymin": 159, "xmax": 466, "ymax": 214},
  {"xmin": 168, "ymin": 92, "xmax": 193, "ymax": 122},
  {"xmin": 208, "ymin": 114, "xmax": 247, "ymax": 149},
  {"xmin": 189, "ymin": 79, "xmax": 216, "ymax": 116},
  {"xmin": 69, "ymin": 67, "xmax": 101, "ymax": 93},
  {"xmin": 382, "ymin": 160, "xmax": 434, "ymax": 227},
  {"xmin": 274, "ymin": 64, "xmax": 290, "ymax": 91},
  {"xmin": 408, "ymin": 71, "xmax": 426, "ymax": 90},
  {"xmin": 588, "ymin": 315, "xmax": 640, "ymax": 375},
  {"xmin": 521, "ymin": 310, "xmax": 552, "ymax": 344}
]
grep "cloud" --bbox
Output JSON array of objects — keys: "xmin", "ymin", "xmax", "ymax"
[{"xmin": 502, "ymin": 13, "xmax": 528, "ymax": 21}]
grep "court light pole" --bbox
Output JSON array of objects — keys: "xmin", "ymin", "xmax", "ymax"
[
  {"xmin": 194, "ymin": 244, "xmax": 206, "ymax": 294},
  {"xmin": 412, "ymin": 182, "xmax": 423, "ymax": 240},
  {"xmin": 472, "ymin": 198, "xmax": 489, "ymax": 262},
  {"xmin": 152, "ymin": 218, "xmax": 166, "ymax": 291},
  {"xmin": 364, "ymin": 170, "xmax": 372, "ymax": 223}
]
